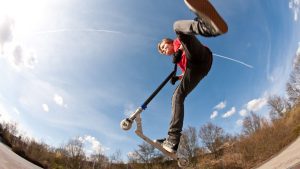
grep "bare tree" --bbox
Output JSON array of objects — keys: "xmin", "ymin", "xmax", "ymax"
[
  {"xmin": 199, "ymin": 122, "xmax": 225, "ymax": 156},
  {"xmin": 90, "ymin": 153, "xmax": 109, "ymax": 169},
  {"xmin": 26, "ymin": 140, "xmax": 48, "ymax": 159},
  {"xmin": 178, "ymin": 126, "xmax": 201, "ymax": 166},
  {"xmin": 64, "ymin": 137, "xmax": 86, "ymax": 169},
  {"xmin": 287, "ymin": 53, "xmax": 300, "ymax": 105},
  {"xmin": 110, "ymin": 149, "xmax": 123, "ymax": 164},
  {"xmin": 129, "ymin": 142, "xmax": 161, "ymax": 169},
  {"xmin": 0, "ymin": 121, "xmax": 3, "ymax": 132},
  {"xmin": 178, "ymin": 126, "xmax": 199, "ymax": 159},
  {"xmin": 268, "ymin": 95, "xmax": 291, "ymax": 120},
  {"xmin": 242, "ymin": 112, "xmax": 265, "ymax": 136},
  {"xmin": 1, "ymin": 122, "xmax": 18, "ymax": 145},
  {"xmin": 287, "ymin": 81, "xmax": 300, "ymax": 105},
  {"xmin": 6, "ymin": 122, "xmax": 18, "ymax": 136}
]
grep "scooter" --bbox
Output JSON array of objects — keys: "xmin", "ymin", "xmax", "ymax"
[{"xmin": 120, "ymin": 65, "xmax": 189, "ymax": 168}]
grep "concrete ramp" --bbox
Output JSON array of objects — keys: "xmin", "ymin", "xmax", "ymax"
[
  {"xmin": 0, "ymin": 142, "xmax": 42, "ymax": 169},
  {"xmin": 256, "ymin": 137, "xmax": 300, "ymax": 169}
]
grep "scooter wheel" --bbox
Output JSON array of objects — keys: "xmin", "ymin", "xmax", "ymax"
[
  {"xmin": 120, "ymin": 118, "xmax": 132, "ymax": 131},
  {"xmin": 178, "ymin": 157, "xmax": 189, "ymax": 168}
]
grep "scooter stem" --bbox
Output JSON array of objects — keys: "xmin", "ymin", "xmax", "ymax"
[{"xmin": 141, "ymin": 64, "xmax": 177, "ymax": 110}]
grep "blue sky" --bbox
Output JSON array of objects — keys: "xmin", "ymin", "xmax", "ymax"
[{"xmin": 0, "ymin": 0, "xmax": 300, "ymax": 160}]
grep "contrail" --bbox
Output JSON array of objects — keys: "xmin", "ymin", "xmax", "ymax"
[
  {"xmin": 213, "ymin": 53, "xmax": 254, "ymax": 69},
  {"xmin": 34, "ymin": 28, "xmax": 124, "ymax": 35},
  {"xmin": 33, "ymin": 28, "xmax": 160, "ymax": 41}
]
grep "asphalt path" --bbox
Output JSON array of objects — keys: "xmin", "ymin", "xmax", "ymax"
[
  {"xmin": 256, "ymin": 137, "xmax": 300, "ymax": 169},
  {"xmin": 0, "ymin": 142, "xmax": 42, "ymax": 169}
]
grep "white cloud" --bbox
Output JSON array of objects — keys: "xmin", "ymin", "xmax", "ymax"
[
  {"xmin": 214, "ymin": 101, "xmax": 226, "ymax": 110},
  {"xmin": 127, "ymin": 151, "xmax": 138, "ymax": 159},
  {"xmin": 0, "ymin": 102, "xmax": 12, "ymax": 122},
  {"xmin": 42, "ymin": 104, "xmax": 49, "ymax": 112},
  {"xmin": 54, "ymin": 94, "xmax": 65, "ymax": 107},
  {"xmin": 236, "ymin": 119, "xmax": 244, "ymax": 126},
  {"xmin": 297, "ymin": 42, "xmax": 300, "ymax": 56},
  {"xmin": 293, "ymin": 42, "xmax": 300, "ymax": 68},
  {"xmin": 12, "ymin": 45, "xmax": 22, "ymax": 65},
  {"xmin": 238, "ymin": 97, "xmax": 267, "ymax": 117},
  {"xmin": 124, "ymin": 103, "xmax": 136, "ymax": 117},
  {"xmin": 13, "ymin": 107, "xmax": 20, "ymax": 115},
  {"xmin": 24, "ymin": 51, "xmax": 37, "ymax": 69},
  {"xmin": 7, "ymin": 45, "xmax": 37, "ymax": 70},
  {"xmin": 210, "ymin": 111, "xmax": 218, "ymax": 119},
  {"xmin": 222, "ymin": 107, "xmax": 236, "ymax": 118},
  {"xmin": 0, "ymin": 16, "xmax": 14, "ymax": 51},
  {"xmin": 289, "ymin": 0, "xmax": 300, "ymax": 21},
  {"xmin": 239, "ymin": 109, "xmax": 248, "ymax": 117},
  {"xmin": 0, "ymin": 16, "xmax": 37, "ymax": 70},
  {"xmin": 246, "ymin": 98, "xmax": 267, "ymax": 112},
  {"xmin": 79, "ymin": 135, "xmax": 104, "ymax": 155}
]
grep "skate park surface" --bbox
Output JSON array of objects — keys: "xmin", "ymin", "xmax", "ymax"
[
  {"xmin": 0, "ymin": 141, "xmax": 42, "ymax": 169},
  {"xmin": 255, "ymin": 137, "xmax": 300, "ymax": 169}
]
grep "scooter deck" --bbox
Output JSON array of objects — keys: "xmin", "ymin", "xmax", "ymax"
[
  {"xmin": 125, "ymin": 112, "xmax": 188, "ymax": 168},
  {"xmin": 135, "ymin": 130, "xmax": 178, "ymax": 160},
  {"xmin": 133, "ymin": 113, "xmax": 178, "ymax": 160}
]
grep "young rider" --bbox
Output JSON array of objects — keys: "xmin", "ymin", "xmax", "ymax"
[{"xmin": 155, "ymin": 0, "xmax": 228, "ymax": 153}]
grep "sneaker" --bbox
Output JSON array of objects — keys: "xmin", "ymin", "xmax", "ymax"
[
  {"xmin": 185, "ymin": 0, "xmax": 228, "ymax": 35},
  {"xmin": 154, "ymin": 138, "xmax": 166, "ymax": 144},
  {"xmin": 194, "ymin": 16, "xmax": 219, "ymax": 37},
  {"xmin": 162, "ymin": 139, "xmax": 179, "ymax": 154}
]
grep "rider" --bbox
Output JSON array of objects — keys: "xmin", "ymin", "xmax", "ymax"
[{"xmin": 155, "ymin": 0, "xmax": 228, "ymax": 153}]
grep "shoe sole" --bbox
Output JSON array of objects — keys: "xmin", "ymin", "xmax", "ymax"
[
  {"xmin": 184, "ymin": 0, "xmax": 228, "ymax": 34},
  {"xmin": 153, "ymin": 140, "xmax": 163, "ymax": 144},
  {"xmin": 154, "ymin": 139, "xmax": 176, "ymax": 153},
  {"xmin": 162, "ymin": 144, "xmax": 176, "ymax": 154}
]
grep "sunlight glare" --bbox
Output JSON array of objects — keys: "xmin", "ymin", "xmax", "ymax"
[{"xmin": 0, "ymin": 0, "xmax": 47, "ymax": 38}]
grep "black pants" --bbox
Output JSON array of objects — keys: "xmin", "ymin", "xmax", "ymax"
[{"xmin": 168, "ymin": 20, "xmax": 213, "ymax": 143}]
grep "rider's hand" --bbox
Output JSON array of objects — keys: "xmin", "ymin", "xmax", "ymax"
[
  {"xmin": 172, "ymin": 49, "xmax": 183, "ymax": 64},
  {"xmin": 170, "ymin": 76, "xmax": 179, "ymax": 85}
]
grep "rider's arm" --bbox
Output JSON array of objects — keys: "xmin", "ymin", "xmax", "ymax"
[
  {"xmin": 179, "ymin": 44, "xmax": 184, "ymax": 51},
  {"xmin": 178, "ymin": 73, "xmax": 184, "ymax": 80}
]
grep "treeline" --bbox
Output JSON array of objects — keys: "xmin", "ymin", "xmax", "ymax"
[
  {"xmin": 0, "ymin": 123, "xmax": 125, "ymax": 169},
  {"xmin": 127, "ymin": 109, "xmax": 300, "ymax": 169},
  {"xmin": 1, "ymin": 106, "xmax": 299, "ymax": 169}
]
